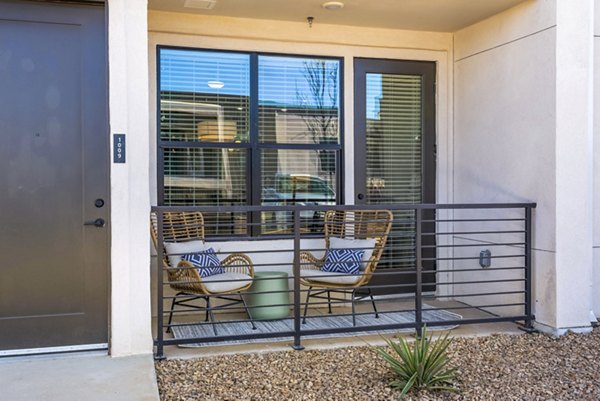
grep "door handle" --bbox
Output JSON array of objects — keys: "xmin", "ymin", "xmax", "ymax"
[
  {"xmin": 84, "ymin": 218, "xmax": 105, "ymax": 228},
  {"xmin": 357, "ymin": 193, "xmax": 365, "ymax": 200}
]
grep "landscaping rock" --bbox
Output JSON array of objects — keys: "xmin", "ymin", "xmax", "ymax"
[{"xmin": 155, "ymin": 328, "xmax": 600, "ymax": 400}]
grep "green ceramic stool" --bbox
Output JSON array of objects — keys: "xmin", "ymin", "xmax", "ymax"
[{"xmin": 247, "ymin": 271, "xmax": 290, "ymax": 320}]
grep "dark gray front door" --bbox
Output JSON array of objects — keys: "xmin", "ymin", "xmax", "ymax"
[
  {"xmin": 354, "ymin": 58, "xmax": 436, "ymax": 294},
  {"xmin": 0, "ymin": 1, "xmax": 109, "ymax": 351}
]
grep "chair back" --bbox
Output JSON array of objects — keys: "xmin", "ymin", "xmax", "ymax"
[
  {"xmin": 324, "ymin": 209, "xmax": 393, "ymax": 276},
  {"xmin": 150, "ymin": 211, "xmax": 205, "ymax": 268}
]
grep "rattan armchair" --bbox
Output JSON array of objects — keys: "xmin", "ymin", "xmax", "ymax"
[
  {"xmin": 150, "ymin": 211, "xmax": 256, "ymax": 335},
  {"xmin": 300, "ymin": 209, "xmax": 393, "ymax": 326}
]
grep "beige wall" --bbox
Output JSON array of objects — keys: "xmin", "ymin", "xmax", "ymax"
[
  {"xmin": 593, "ymin": 0, "xmax": 600, "ymax": 319},
  {"xmin": 108, "ymin": 0, "xmax": 153, "ymax": 356},
  {"xmin": 455, "ymin": 0, "xmax": 597, "ymax": 332},
  {"xmin": 454, "ymin": 0, "xmax": 558, "ymax": 323}
]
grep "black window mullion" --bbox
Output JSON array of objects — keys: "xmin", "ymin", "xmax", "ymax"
[{"xmin": 249, "ymin": 53, "xmax": 260, "ymax": 236}]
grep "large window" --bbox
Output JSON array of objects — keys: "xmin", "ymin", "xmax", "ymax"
[{"xmin": 158, "ymin": 48, "xmax": 342, "ymax": 236}]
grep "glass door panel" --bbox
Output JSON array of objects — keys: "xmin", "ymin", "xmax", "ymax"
[{"xmin": 354, "ymin": 58, "xmax": 436, "ymax": 293}]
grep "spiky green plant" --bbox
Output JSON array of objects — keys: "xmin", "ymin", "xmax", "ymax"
[{"xmin": 374, "ymin": 326, "xmax": 458, "ymax": 399}]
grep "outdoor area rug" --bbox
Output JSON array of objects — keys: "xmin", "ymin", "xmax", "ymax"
[{"xmin": 171, "ymin": 305, "xmax": 462, "ymax": 348}]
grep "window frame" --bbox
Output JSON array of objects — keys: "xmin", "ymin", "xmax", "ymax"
[{"xmin": 156, "ymin": 45, "xmax": 345, "ymax": 237}]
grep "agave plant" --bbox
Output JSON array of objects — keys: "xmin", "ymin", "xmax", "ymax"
[{"xmin": 375, "ymin": 326, "xmax": 458, "ymax": 399}]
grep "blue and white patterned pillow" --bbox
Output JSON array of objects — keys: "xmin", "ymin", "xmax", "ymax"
[
  {"xmin": 321, "ymin": 248, "xmax": 365, "ymax": 275},
  {"xmin": 181, "ymin": 248, "xmax": 225, "ymax": 278}
]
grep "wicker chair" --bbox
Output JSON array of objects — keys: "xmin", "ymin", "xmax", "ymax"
[
  {"xmin": 150, "ymin": 211, "xmax": 256, "ymax": 335},
  {"xmin": 300, "ymin": 209, "xmax": 393, "ymax": 326}
]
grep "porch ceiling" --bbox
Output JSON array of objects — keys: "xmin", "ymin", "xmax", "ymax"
[{"xmin": 148, "ymin": 0, "xmax": 528, "ymax": 32}]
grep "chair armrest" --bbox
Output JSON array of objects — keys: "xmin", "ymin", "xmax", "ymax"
[
  {"xmin": 300, "ymin": 251, "xmax": 324, "ymax": 271},
  {"xmin": 165, "ymin": 260, "xmax": 204, "ymax": 293},
  {"xmin": 221, "ymin": 253, "xmax": 254, "ymax": 277}
]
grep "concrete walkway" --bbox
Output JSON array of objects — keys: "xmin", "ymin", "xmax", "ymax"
[{"xmin": 0, "ymin": 352, "xmax": 160, "ymax": 401}]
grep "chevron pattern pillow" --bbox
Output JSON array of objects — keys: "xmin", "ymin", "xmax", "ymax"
[
  {"xmin": 321, "ymin": 248, "xmax": 365, "ymax": 275},
  {"xmin": 181, "ymin": 248, "xmax": 225, "ymax": 278}
]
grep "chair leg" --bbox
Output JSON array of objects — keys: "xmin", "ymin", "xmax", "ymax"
[
  {"xmin": 351, "ymin": 289, "xmax": 357, "ymax": 327},
  {"xmin": 240, "ymin": 292, "xmax": 257, "ymax": 330},
  {"xmin": 166, "ymin": 292, "xmax": 182, "ymax": 334},
  {"xmin": 327, "ymin": 290, "xmax": 332, "ymax": 314},
  {"xmin": 206, "ymin": 296, "xmax": 218, "ymax": 335},
  {"xmin": 368, "ymin": 288, "xmax": 379, "ymax": 319},
  {"xmin": 302, "ymin": 287, "xmax": 312, "ymax": 324}
]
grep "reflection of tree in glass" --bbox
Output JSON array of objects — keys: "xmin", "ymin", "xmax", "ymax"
[{"xmin": 296, "ymin": 60, "xmax": 339, "ymax": 145}]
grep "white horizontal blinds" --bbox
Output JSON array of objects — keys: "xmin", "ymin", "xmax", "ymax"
[
  {"xmin": 258, "ymin": 56, "xmax": 340, "ymax": 144},
  {"xmin": 162, "ymin": 147, "xmax": 246, "ymax": 205},
  {"xmin": 365, "ymin": 73, "xmax": 423, "ymax": 269},
  {"xmin": 365, "ymin": 73, "xmax": 422, "ymax": 203},
  {"xmin": 258, "ymin": 56, "xmax": 341, "ymax": 234},
  {"xmin": 159, "ymin": 49, "xmax": 250, "ymax": 235},
  {"xmin": 160, "ymin": 49, "xmax": 250, "ymax": 143}
]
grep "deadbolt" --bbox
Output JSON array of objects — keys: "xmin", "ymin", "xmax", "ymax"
[{"xmin": 95, "ymin": 198, "xmax": 105, "ymax": 208}]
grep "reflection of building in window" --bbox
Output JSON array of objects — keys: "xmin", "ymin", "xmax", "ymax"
[
  {"xmin": 273, "ymin": 111, "xmax": 338, "ymax": 185},
  {"xmin": 158, "ymin": 49, "xmax": 342, "ymax": 236}
]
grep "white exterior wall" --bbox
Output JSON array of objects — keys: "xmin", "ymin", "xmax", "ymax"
[
  {"xmin": 554, "ymin": 0, "xmax": 594, "ymax": 331},
  {"xmin": 108, "ymin": 0, "xmax": 153, "ymax": 356},
  {"xmin": 454, "ymin": 0, "xmax": 557, "ymax": 324},
  {"xmin": 592, "ymin": 0, "xmax": 600, "ymax": 323},
  {"xmin": 455, "ymin": 0, "xmax": 596, "ymax": 332}
]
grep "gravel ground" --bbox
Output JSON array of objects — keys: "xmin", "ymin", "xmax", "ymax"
[{"xmin": 156, "ymin": 328, "xmax": 600, "ymax": 401}]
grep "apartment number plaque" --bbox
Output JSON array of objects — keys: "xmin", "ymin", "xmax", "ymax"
[{"xmin": 113, "ymin": 134, "xmax": 126, "ymax": 163}]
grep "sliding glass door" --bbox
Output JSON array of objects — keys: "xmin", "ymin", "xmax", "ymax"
[{"xmin": 354, "ymin": 58, "xmax": 436, "ymax": 294}]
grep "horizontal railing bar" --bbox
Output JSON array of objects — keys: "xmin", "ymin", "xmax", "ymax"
[
  {"xmin": 433, "ymin": 266, "xmax": 526, "ymax": 273},
  {"xmin": 421, "ymin": 230, "xmax": 526, "ymax": 236},
  {"xmin": 423, "ymin": 254, "xmax": 525, "ymax": 261},
  {"xmin": 421, "ymin": 303, "xmax": 526, "ymax": 312},
  {"xmin": 432, "ymin": 290, "xmax": 526, "ymax": 298},
  {"xmin": 152, "ymin": 202, "xmax": 537, "ymax": 213},
  {"xmin": 423, "ymin": 218, "xmax": 526, "ymax": 223},
  {"xmin": 157, "ymin": 330, "xmax": 298, "ymax": 346},
  {"xmin": 423, "ymin": 242, "xmax": 525, "ymax": 249},
  {"xmin": 433, "ymin": 278, "xmax": 525, "ymax": 286}
]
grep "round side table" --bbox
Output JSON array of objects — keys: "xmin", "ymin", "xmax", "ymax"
[{"xmin": 247, "ymin": 271, "xmax": 290, "ymax": 320}]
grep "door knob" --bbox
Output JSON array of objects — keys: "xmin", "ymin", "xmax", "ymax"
[
  {"xmin": 84, "ymin": 218, "xmax": 105, "ymax": 228},
  {"xmin": 357, "ymin": 193, "xmax": 365, "ymax": 200}
]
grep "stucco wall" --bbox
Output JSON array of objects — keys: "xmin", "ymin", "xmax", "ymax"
[
  {"xmin": 593, "ymin": 0, "xmax": 600, "ymax": 318},
  {"xmin": 109, "ymin": 0, "xmax": 153, "ymax": 356},
  {"xmin": 453, "ymin": 0, "xmax": 558, "ymax": 323}
]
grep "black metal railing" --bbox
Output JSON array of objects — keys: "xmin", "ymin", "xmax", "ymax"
[{"xmin": 152, "ymin": 203, "xmax": 536, "ymax": 359}]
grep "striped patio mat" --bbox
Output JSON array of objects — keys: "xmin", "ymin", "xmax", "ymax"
[{"xmin": 171, "ymin": 305, "xmax": 462, "ymax": 348}]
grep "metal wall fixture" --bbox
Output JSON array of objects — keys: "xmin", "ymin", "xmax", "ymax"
[{"xmin": 480, "ymin": 249, "xmax": 492, "ymax": 268}]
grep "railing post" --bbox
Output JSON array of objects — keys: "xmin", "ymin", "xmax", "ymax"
[
  {"xmin": 155, "ymin": 209, "xmax": 166, "ymax": 360},
  {"xmin": 524, "ymin": 206, "xmax": 534, "ymax": 330},
  {"xmin": 292, "ymin": 207, "xmax": 304, "ymax": 350},
  {"xmin": 415, "ymin": 207, "xmax": 423, "ymax": 337}
]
